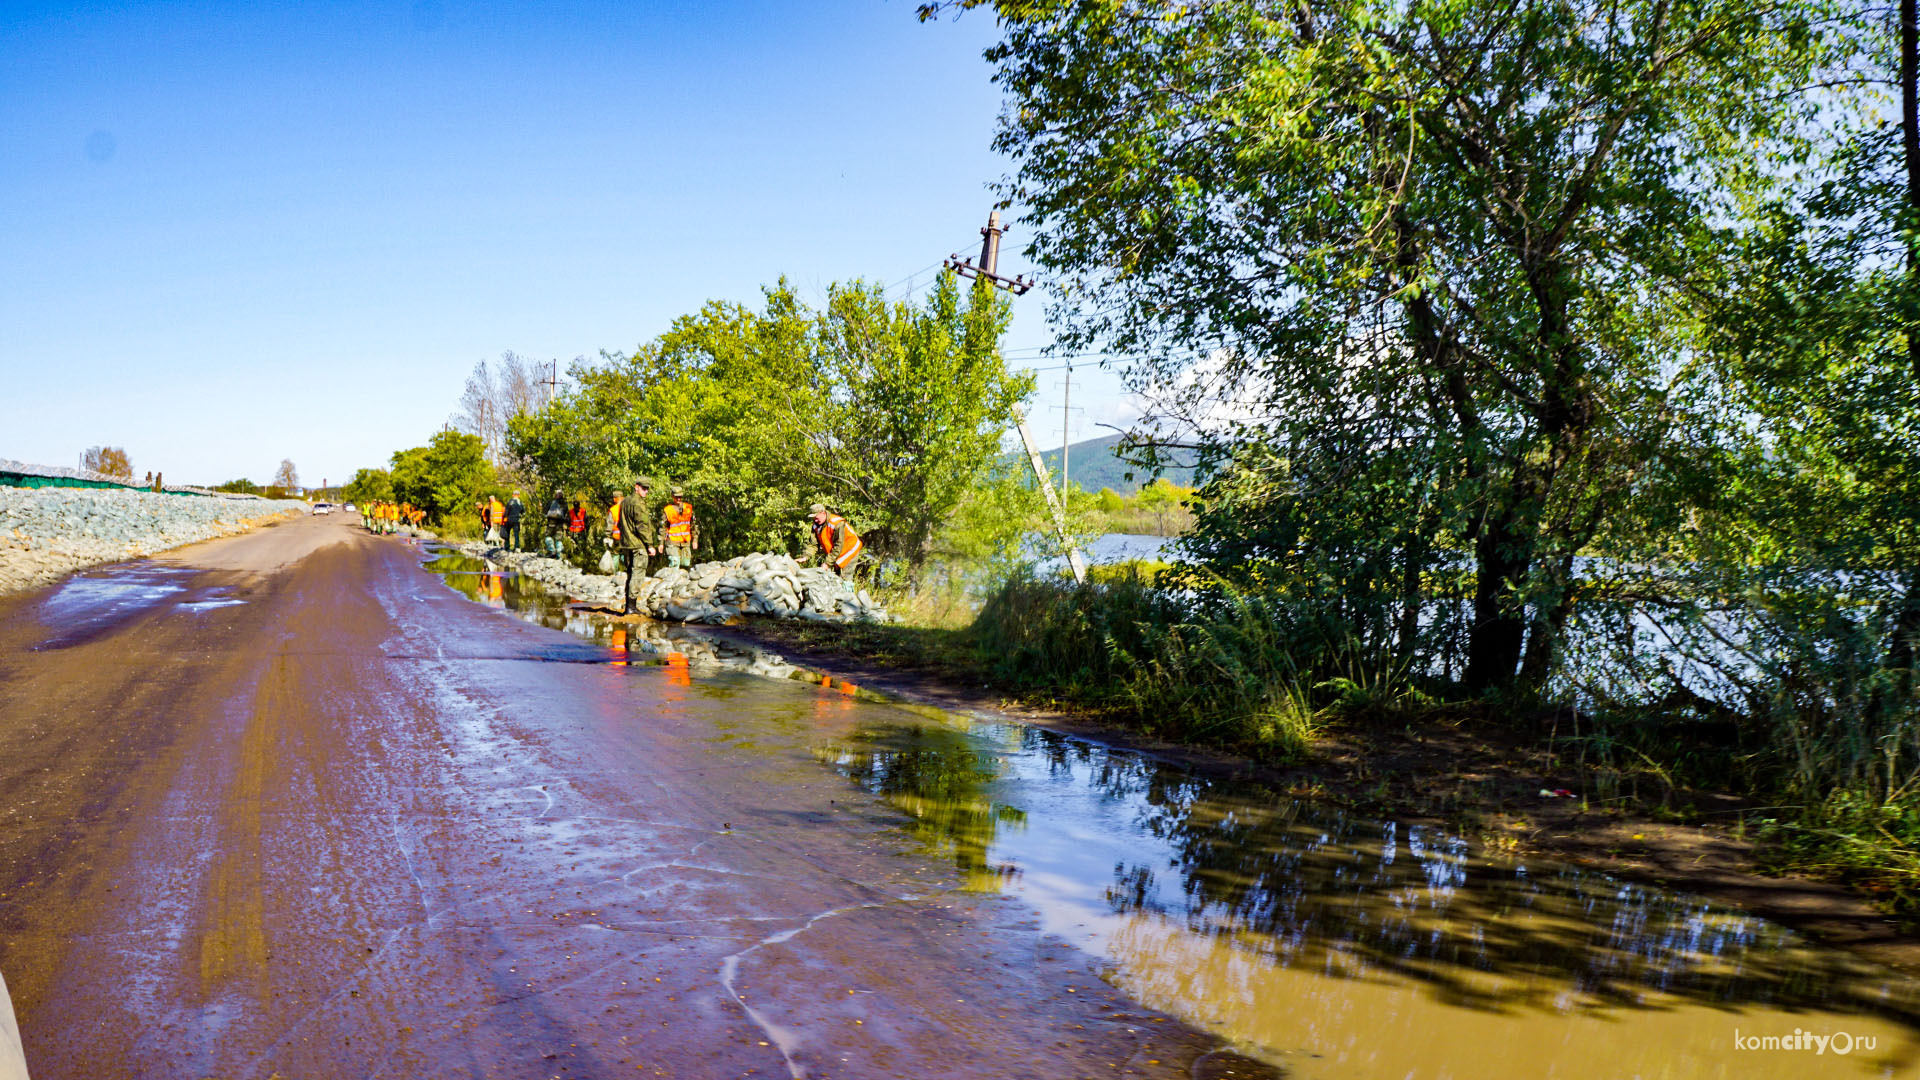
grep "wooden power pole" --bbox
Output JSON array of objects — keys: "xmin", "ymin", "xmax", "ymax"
[{"xmin": 950, "ymin": 210, "xmax": 1087, "ymax": 583}]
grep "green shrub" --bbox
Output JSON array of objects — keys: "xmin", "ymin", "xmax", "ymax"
[{"xmin": 965, "ymin": 575, "xmax": 1394, "ymax": 759}]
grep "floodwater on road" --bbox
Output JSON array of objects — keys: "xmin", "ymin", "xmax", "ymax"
[{"xmin": 428, "ymin": 549, "xmax": 1920, "ymax": 1079}]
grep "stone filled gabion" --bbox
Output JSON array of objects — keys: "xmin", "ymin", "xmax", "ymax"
[
  {"xmin": 454, "ymin": 542, "xmax": 887, "ymax": 625},
  {"xmin": 0, "ymin": 486, "xmax": 307, "ymax": 595}
]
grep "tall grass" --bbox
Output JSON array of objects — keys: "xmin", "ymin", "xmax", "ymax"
[{"xmin": 965, "ymin": 571, "xmax": 1403, "ymax": 759}]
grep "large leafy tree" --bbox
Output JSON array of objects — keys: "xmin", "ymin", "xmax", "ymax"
[
  {"xmin": 951, "ymin": 0, "xmax": 1830, "ymax": 693},
  {"xmin": 342, "ymin": 468, "xmax": 394, "ymax": 507},
  {"xmin": 390, "ymin": 430, "xmax": 493, "ymax": 525},
  {"xmin": 509, "ymin": 272, "xmax": 1032, "ymax": 575}
]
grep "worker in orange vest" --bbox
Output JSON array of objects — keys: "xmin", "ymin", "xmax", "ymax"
[
  {"xmin": 567, "ymin": 499, "xmax": 588, "ymax": 552},
  {"xmin": 661, "ymin": 487, "xmax": 699, "ymax": 569},
  {"xmin": 807, "ymin": 503, "xmax": 863, "ymax": 577},
  {"xmin": 486, "ymin": 494, "xmax": 507, "ymax": 545}
]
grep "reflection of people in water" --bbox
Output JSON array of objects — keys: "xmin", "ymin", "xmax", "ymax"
[
  {"xmin": 816, "ymin": 673, "xmax": 859, "ymax": 697},
  {"xmin": 484, "ymin": 573, "xmax": 504, "ymax": 607},
  {"xmin": 610, "ymin": 626, "xmax": 628, "ymax": 666},
  {"xmin": 665, "ymin": 651, "xmax": 692, "ymax": 687}
]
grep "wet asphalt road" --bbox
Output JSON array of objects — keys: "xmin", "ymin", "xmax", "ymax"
[{"xmin": 0, "ymin": 516, "xmax": 1269, "ymax": 1080}]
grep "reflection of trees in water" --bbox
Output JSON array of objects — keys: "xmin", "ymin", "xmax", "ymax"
[
  {"xmin": 814, "ymin": 718, "xmax": 1915, "ymax": 1031},
  {"xmin": 816, "ymin": 724, "xmax": 1027, "ymax": 892},
  {"xmin": 1019, "ymin": 727, "xmax": 1920, "ymax": 1025}
]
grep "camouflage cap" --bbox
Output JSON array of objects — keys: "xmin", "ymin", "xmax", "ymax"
[
  {"xmin": 807, "ymin": 503, "xmax": 827, "ymax": 515},
  {"xmin": 631, "ymin": 475, "xmax": 653, "ymax": 490}
]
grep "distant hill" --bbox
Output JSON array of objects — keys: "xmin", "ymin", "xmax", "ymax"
[{"xmin": 1003, "ymin": 433, "xmax": 1198, "ymax": 495}]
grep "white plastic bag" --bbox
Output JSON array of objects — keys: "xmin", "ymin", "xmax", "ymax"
[{"xmin": 598, "ymin": 550, "xmax": 620, "ymax": 574}]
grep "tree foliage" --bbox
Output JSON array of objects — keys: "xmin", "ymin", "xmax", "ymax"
[
  {"xmin": 939, "ymin": 0, "xmax": 1920, "ymax": 904},
  {"xmin": 342, "ymin": 468, "xmax": 394, "ymax": 507},
  {"xmin": 82, "ymin": 446, "xmax": 132, "ymax": 479},
  {"xmin": 390, "ymin": 430, "xmax": 492, "ymax": 526},
  {"xmin": 508, "ymin": 272, "xmax": 1034, "ymax": 576},
  {"xmin": 457, "ymin": 351, "xmax": 554, "ymax": 465},
  {"xmin": 976, "ymin": 0, "xmax": 1833, "ymax": 693}
]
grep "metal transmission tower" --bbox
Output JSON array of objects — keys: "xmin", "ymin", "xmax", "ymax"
[{"xmin": 950, "ymin": 209, "xmax": 1087, "ymax": 583}]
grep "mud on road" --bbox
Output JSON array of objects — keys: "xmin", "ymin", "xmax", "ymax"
[{"xmin": 0, "ymin": 515, "xmax": 1268, "ymax": 1079}]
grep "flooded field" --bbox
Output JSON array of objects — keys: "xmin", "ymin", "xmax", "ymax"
[{"xmin": 429, "ymin": 548, "xmax": 1920, "ymax": 1079}]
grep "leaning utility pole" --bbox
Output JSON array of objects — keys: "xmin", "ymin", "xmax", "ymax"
[
  {"xmin": 1061, "ymin": 364, "xmax": 1071, "ymax": 493},
  {"xmin": 950, "ymin": 210, "xmax": 1086, "ymax": 583}
]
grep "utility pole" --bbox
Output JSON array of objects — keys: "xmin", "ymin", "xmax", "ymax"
[
  {"xmin": 1061, "ymin": 364, "xmax": 1071, "ymax": 493},
  {"xmin": 544, "ymin": 359, "xmax": 560, "ymax": 407},
  {"xmin": 945, "ymin": 210, "xmax": 1035, "ymax": 295},
  {"xmin": 948, "ymin": 209, "xmax": 1086, "ymax": 583}
]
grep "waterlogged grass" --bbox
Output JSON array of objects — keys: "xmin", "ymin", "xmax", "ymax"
[
  {"xmin": 1759, "ymin": 790, "xmax": 1920, "ymax": 924},
  {"xmin": 967, "ymin": 576, "xmax": 1326, "ymax": 759},
  {"xmin": 1082, "ymin": 558, "xmax": 1174, "ymax": 586}
]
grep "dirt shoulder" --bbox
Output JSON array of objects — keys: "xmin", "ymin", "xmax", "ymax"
[{"xmin": 716, "ymin": 619, "xmax": 1920, "ymax": 977}]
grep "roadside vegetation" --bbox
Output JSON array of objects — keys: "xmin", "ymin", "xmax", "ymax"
[
  {"xmin": 81, "ymin": 445, "xmax": 132, "ymax": 479},
  {"xmin": 343, "ymin": 0, "xmax": 1920, "ymax": 922},
  {"xmin": 1086, "ymin": 480, "xmax": 1192, "ymax": 537},
  {"xmin": 897, "ymin": 0, "xmax": 1920, "ymax": 920}
]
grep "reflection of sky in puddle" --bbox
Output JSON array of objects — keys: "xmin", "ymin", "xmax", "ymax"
[
  {"xmin": 178, "ymin": 598, "xmax": 246, "ymax": 611},
  {"xmin": 179, "ymin": 587, "xmax": 244, "ymax": 612},
  {"xmin": 34, "ymin": 566, "xmax": 195, "ymax": 646},
  {"xmin": 42, "ymin": 568, "xmax": 190, "ymax": 617},
  {"xmin": 818, "ymin": 719, "xmax": 1920, "ymax": 1079}
]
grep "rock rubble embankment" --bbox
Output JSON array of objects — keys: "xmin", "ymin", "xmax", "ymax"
[
  {"xmin": 0, "ymin": 486, "xmax": 306, "ymax": 595},
  {"xmin": 454, "ymin": 542, "xmax": 887, "ymax": 624}
]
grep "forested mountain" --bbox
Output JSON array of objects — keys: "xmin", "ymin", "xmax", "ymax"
[{"xmin": 1003, "ymin": 433, "xmax": 1197, "ymax": 494}]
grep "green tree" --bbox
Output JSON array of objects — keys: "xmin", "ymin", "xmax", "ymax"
[
  {"xmin": 960, "ymin": 0, "xmax": 1831, "ymax": 693},
  {"xmin": 800, "ymin": 273, "xmax": 1031, "ymax": 569},
  {"xmin": 508, "ymin": 272, "xmax": 1032, "ymax": 576},
  {"xmin": 342, "ymin": 468, "xmax": 394, "ymax": 507},
  {"xmin": 390, "ymin": 430, "xmax": 493, "ymax": 526}
]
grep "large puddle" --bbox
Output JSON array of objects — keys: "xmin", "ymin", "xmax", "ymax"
[
  {"xmin": 423, "ymin": 548, "xmax": 1920, "ymax": 1078},
  {"xmin": 30, "ymin": 564, "xmax": 244, "ymax": 649}
]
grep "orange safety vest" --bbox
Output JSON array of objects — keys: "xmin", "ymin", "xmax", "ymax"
[
  {"xmin": 815, "ymin": 514, "xmax": 863, "ymax": 569},
  {"xmin": 663, "ymin": 500, "xmax": 694, "ymax": 544},
  {"xmin": 606, "ymin": 499, "xmax": 622, "ymax": 541},
  {"xmin": 568, "ymin": 507, "xmax": 587, "ymax": 533},
  {"xmin": 488, "ymin": 497, "xmax": 506, "ymax": 523}
]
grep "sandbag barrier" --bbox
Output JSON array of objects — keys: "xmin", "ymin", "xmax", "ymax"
[{"xmin": 452, "ymin": 542, "xmax": 887, "ymax": 625}]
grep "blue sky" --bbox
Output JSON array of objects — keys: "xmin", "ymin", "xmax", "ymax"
[{"xmin": 0, "ymin": 0, "xmax": 1133, "ymax": 488}]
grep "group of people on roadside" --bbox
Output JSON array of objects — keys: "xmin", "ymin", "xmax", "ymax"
[
  {"xmin": 476, "ymin": 492, "xmax": 526, "ymax": 549},
  {"xmin": 367, "ymin": 478, "xmax": 865, "ymax": 616},
  {"xmin": 604, "ymin": 476, "xmax": 863, "ymax": 615},
  {"xmin": 361, "ymin": 501, "xmax": 424, "ymax": 533}
]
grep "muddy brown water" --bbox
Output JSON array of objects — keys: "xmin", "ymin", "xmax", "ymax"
[{"xmin": 0, "ymin": 517, "xmax": 1914, "ymax": 1078}]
